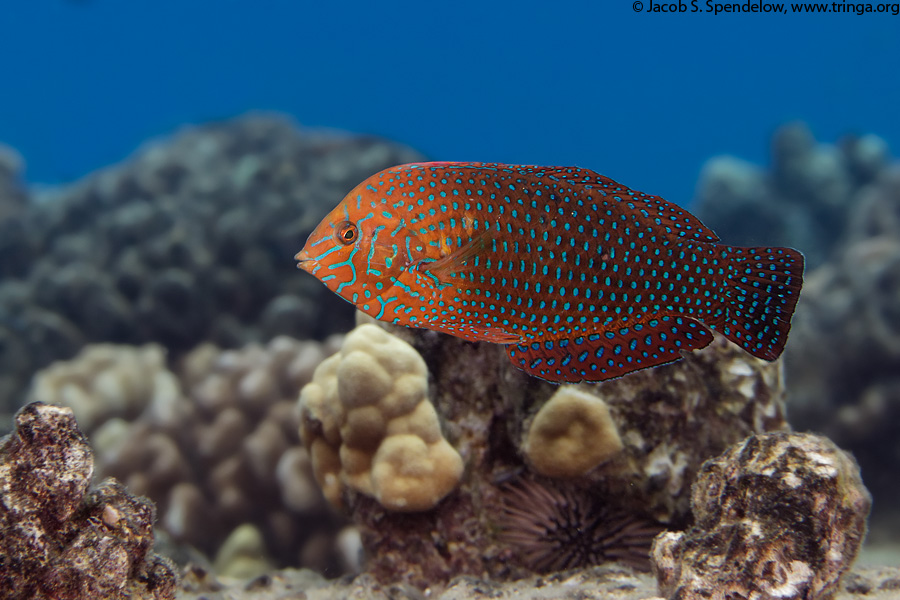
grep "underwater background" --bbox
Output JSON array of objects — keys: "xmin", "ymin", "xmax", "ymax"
[
  {"xmin": 1, "ymin": 1, "xmax": 899, "ymax": 598},
  {"xmin": 2, "ymin": 1, "xmax": 899, "ymax": 203}
]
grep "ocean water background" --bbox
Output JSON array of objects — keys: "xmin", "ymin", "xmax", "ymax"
[
  {"xmin": 2, "ymin": 0, "xmax": 898, "ymax": 205},
  {"xmin": 1, "ymin": 0, "xmax": 900, "ymax": 584}
]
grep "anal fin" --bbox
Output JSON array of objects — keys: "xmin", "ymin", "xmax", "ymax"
[{"xmin": 506, "ymin": 315, "xmax": 714, "ymax": 383}]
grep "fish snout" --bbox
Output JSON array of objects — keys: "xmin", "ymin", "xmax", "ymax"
[{"xmin": 294, "ymin": 249, "xmax": 317, "ymax": 274}]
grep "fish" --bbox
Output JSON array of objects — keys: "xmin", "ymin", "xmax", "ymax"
[{"xmin": 295, "ymin": 162, "xmax": 804, "ymax": 383}]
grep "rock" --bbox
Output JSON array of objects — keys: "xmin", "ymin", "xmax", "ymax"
[
  {"xmin": 0, "ymin": 402, "xmax": 177, "ymax": 599},
  {"xmin": 652, "ymin": 432, "xmax": 870, "ymax": 600}
]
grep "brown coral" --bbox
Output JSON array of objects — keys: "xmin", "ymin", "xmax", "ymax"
[{"xmin": 523, "ymin": 386, "xmax": 624, "ymax": 478}]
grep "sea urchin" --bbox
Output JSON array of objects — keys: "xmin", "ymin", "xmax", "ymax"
[{"xmin": 493, "ymin": 478, "xmax": 662, "ymax": 573}]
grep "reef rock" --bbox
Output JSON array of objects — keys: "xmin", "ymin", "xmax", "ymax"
[
  {"xmin": 652, "ymin": 432, "xmax": 870, "ymax": 600},
  {"xmin": 0, "ymin": 402, "xmax": 176, "ymax": 600}
]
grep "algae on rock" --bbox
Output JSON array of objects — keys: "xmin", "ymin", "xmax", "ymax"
[
  {"xmin": 652, "ymin": 432, "xmax": 871, "ymax": 600},
  {"xmin": 0, "ymin": 402, "xmax": 177, "ymax": 600}
]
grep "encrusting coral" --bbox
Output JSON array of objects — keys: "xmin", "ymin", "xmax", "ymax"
[
  {"xmin": 0, "ymin": 402, "xmax": 177, "ymax": 600},
  {"xmin": 652, "ymin": 432, "xmax": 871, "ymax": 600},
  {"xmin": 298, "ymin": 323, "xmax": 464, "ymax": 512},
  {"xmin": 523, "ymin": 385, "xmax": 623, "ymax": 478},
  {"xmin": 25, "ymin": 335, "xmax": 347, "ymax": 577}
]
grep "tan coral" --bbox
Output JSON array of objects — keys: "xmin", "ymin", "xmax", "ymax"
[
  {"xmin": 298, "ymin": 324, "xmax": 463, "ymax": 512},
  {"xmin": 524, "ymin": 386, "xmax": 624, "ymax": 478},
  {"xmin": 28, "ymin": 343, "xmax": 186, "ymax": 433}
]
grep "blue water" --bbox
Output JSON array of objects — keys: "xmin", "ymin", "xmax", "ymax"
[{"xmin": 2, "ymin": 0, "xmax": 898, "ymax": 205}]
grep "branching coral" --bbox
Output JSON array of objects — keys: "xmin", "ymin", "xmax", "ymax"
[{"xmin": 299, "ymin": 324, "xmax": 463, "ymax": 512}]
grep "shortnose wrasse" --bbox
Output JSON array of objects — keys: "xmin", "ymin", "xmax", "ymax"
[{"xmin": 296, "ymin": 163, "xmax": 803, "ymax": 383}]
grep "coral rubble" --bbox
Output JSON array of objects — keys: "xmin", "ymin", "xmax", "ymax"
[
  {"xmin": 652, "ymin": 432, "xmax": 870, "ymax": 600},
  {"xmin": 0, "ymin": 402, "xmax": 176, "ymax": 600},
  {"xmin": 171, "ymin": 564, "xmax": 900, "ymax": 600},
  {"xmin": 0, "ymin": 114, "xmax": 425, "ymax": 417}
]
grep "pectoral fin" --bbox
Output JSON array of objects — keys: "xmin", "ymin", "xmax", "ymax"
[{"xmin": 423, "ymin": 229, "xmax": 495, "ymax": 285}]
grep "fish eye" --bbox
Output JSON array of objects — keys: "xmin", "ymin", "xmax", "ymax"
[{"xmin": 335, "ymin": 221, "xmax": 358, "ymax": 246}]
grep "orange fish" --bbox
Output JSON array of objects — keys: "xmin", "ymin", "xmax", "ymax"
[{"xmin": 296, "ymin": 162, "xmax": 803, "ymax": 382}]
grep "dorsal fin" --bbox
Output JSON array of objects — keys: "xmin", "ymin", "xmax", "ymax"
[
  {"xmin": 527, "ymin": 165, "xmax": 720, "ymax": 243},
  {"xmin": 396, "ymin": 162, "xmax": 720, "ymax": 243}
]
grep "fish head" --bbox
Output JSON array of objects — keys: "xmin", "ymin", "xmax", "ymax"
[{"xmin": 296, "ymin": 176, "xmax": 424, "ymax": 303}]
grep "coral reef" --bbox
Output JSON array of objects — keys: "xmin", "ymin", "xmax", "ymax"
[
  {"xmin": 695, "ymin": 122, "xmax": 889, "ymax": 269},
  {"xmin": 0, "ymin": 402, "xmax": 176, "ymax": 600},
  {"xmin": 0, "ymin": 142, "xmax": 27, "ymax": 223},
  {"xmin": 695, "ymin": 126, "xmax": 900, "ymax": 540},
  {"xmin": 298, "ymin": 323, "xmax": 464, "ymax": 512},
  {"xmin": 652, "ymin": 432, "xmax": 871, "ymax": 600},
  {"xmin": 0, "ymin": 114, "xmax": 425, "ymax": 417},
  {"xmin": 26, "ymin": 335, "xmax": 348, "ymax": 576},
  {"xmin": 296, "ymin": 317, "xmax": 788, "ymax": 588}
]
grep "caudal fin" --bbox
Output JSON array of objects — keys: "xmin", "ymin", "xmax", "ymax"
[{"xmin": 714, "ymin": 246, "xmax": 804, "ymax": 361}]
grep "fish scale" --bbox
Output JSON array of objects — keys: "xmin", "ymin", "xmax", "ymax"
[{"xmin": 296, "ymin": 162, "xmax": 804, "ymax": 383}]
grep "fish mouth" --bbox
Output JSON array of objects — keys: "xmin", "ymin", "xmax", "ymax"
[{"xmin": 294, "ymin": 250, "xmax": 317, "ymax": 274}]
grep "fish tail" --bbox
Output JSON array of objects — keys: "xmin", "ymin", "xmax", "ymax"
[{"xmin": 712, "ymin": 246, "xmax": 804, "ymax": 361}]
